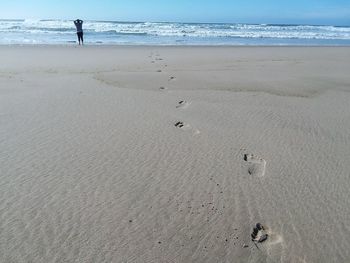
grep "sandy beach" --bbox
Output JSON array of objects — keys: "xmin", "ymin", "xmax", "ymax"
[{"xmin": 1, "ymin": 46, "xmax": 350, "ymax": 263}]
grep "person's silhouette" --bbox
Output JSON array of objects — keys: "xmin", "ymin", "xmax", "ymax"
[{"xmin": 74, "ymin": 19, "xmax": 84, "ymax": 45}]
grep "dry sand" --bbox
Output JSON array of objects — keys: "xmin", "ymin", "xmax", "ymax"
[{"xmin": 0, "ymin": 46, "xmax": 350, "ymax": 263}]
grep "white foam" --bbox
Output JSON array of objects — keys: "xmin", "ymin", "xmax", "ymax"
[{"xmin": 0, "ymin": 19, "xmax": 350, "ymax": 44}]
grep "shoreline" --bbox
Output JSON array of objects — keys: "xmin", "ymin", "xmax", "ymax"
[{"xmin": 1, "ymin": 43, "xmax": 350, "ymax": 47}]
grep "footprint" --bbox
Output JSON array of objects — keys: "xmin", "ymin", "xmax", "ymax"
[
  {"xmin": 251, "ymin": 223, "xmax": 268, "ymax": 243},
  {"xmin": 159, "ymin": 86, "xmax": 167, "ymax": 90},
  {"xmin": 244, "ymin": 154, "xmax": 266, "ymax": 177},
  {"xmin": 175, "ymin": 121, "xmax": 187, "ymax": 129},
  {"xmin": 251, "ymin": 224, "xmax": 284, "ymax": 251},
  {"xmin": 157, "ymin": 70, "xmax": 162, "ymax": 72},
  {"xmin": 174, "ymin": 121, "xmax": 200, "ymax": 135},
  {"xmin": 176, "ymin": 100, "xmax": 190, "ymax": 109},
  {"xmin": 168, "ymin": 76, "xmax": 176, "ymax": 81}
]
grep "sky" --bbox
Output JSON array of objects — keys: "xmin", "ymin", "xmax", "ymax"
[{"xmin": 1, "ymin": 0, "xmax": 350, "ymax": 26}]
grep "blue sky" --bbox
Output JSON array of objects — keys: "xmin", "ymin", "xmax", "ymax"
[{"xmin": 1, "ymin": 0, "xmax": 349, "ymax": 25}]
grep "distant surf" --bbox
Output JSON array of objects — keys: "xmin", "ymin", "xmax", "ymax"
[{"xmin": 1, "ymin": 19, "xmax": 350, "ymax": 45}]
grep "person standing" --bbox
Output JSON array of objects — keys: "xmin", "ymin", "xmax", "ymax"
[{"xmin": 74, "ymin": 19, "xmax": 84, "ymax": 45}]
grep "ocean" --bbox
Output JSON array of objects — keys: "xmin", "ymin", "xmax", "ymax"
[{"xmin": 1, "ymin": 19, "xmax": 350, "ymax": 45}]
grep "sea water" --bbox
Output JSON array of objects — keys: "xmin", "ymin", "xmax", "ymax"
[{"xmin": 1, "ymin": 19, "xmax": 350, "ymax": 45}]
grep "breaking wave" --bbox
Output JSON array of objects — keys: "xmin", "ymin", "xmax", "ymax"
[{"xmin": 1, "ymin": 19, "xmax": 349, "ymax": 45}]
